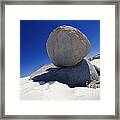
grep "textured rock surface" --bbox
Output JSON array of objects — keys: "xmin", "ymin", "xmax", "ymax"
[
  {"xmin": 89, "ymin": 54, "xmax": 100, "ymax": 76},
  {"xmin": 88, "ymin": 53, "xmax": 100, "ymax": 61},
  {"xmin": 46, "ymin": 25, "xmax": 91, "ymax": 66},
  {"xmin": 30, "ymin": 59, "xmax": 99, "ymax": 88}
]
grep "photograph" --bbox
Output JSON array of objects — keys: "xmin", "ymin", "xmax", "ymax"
[
  {"xmin": 20, "ymin": 20, "xmax": 100, "ymax": 100},
  {"xmin": 1, "ymin": 1, "xmax": 118, "ymax": 118}
]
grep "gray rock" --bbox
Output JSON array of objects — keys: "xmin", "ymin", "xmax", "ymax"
[
  {"xmin": 30, "ymin": 59, "xmax": 99, "ymax": 88},
  {"xmin": 46, "ymin": 25, "xmax": 91, "ymax": 67},
  {"xmin": 88, "ymin": 53, "xmax": 100, "ymax": 61},
  {"xmin": 89, "ymin": 54, "xmax": 100, "ymax": 76},
  {"xmin": 94, "ymin": 65, "xmax": 100, "ymax": 76}
]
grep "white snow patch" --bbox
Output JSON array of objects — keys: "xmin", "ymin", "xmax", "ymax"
[
  {"xmin": 90, "ymin": 59, "xmax": 100, "ymax": 68},
  {"xmin": 20, "ymin": 76, "xmax": 100, "ymax": 100}
]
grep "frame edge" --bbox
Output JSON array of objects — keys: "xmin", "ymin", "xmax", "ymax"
[{"xmin": 0, "ymin": 0, "xmax": 120, "ymax": 119}]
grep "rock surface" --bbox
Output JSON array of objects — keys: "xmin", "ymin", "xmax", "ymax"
[
  {"xmin": 30, "ymin": 59, "xmax": 99, "ymax": 88},
  {"xmin": 46, "ymin": 25, "xmax": 91, "ymax": 66},
  {"xmin": 89, "ymin": 54, "xmax": 100, "ymax": 76},
  {"xmin": 88, "ymin": 53, "xmax": 100, "ymax": 61}
]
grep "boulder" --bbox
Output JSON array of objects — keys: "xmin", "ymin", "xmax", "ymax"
[
  {"xmin": 46, "ymin": 25, "xmax": 91, "ymax": 67},
  {"xmin": 30, "ymin": 59, "xmax": 99, "ymax": 88}
]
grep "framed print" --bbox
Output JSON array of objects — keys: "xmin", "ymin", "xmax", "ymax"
[{"xmin": 0, "ymin": 0, "xmax": 120, "ymax": 119}]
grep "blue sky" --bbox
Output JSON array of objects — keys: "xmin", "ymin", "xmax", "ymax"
[{"xmin": 20, "ymin": 20, "xmax": 100, "ymax": 77}]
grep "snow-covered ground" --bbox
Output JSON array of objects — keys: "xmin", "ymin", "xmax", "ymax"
[
  {"xmin": 20, "ymin": 76, "xmax": 100, "ymax": 100},
  {"xmin": 90, "ymin": 59, "xmax": 100, "ymax": 68},
  {"xmin": 20, "ymin": 57, "xmax": 100, "ymax": 100}
]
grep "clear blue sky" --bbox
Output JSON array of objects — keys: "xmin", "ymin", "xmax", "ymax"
[{"xmin": 20, "ymin": 20, "xmax": 100, "ymax": 77}]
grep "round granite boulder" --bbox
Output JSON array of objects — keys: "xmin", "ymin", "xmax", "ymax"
[{"xmin": 46, "ymin": 25, "xmax": 91, "ymax": 66}]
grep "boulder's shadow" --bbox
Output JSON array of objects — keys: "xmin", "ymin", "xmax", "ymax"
[{"xmin": 32, "ymin": 59, "xmax": 98, "ymax": 88}]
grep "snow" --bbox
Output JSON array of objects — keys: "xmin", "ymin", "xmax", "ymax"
[
  {"xmin": 90, "ymin": 59, "xmax": 100, "ymax": 68},
  {"xmin": 20, "ymin": 57, "xmax": 100, "ymax": 100},
  {"xmin": 20, "ymin": 76, "xmax": 100, "ymax": 100}
]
